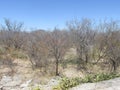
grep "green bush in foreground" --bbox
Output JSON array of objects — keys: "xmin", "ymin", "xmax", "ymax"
[
  {"xmin": 53, "ymin": 77, "xmax": 81, "ymax": 90},
  {"xmin": 53, "ymin": 73, "xmax": 120, "ymax": 90},
  {"xmin": 83, "ymin": 73, "xmax": 120, "ymax": 83},
  {"xmin": 31, "ymin": 86, "xmax": 41, "ymax": 90}
]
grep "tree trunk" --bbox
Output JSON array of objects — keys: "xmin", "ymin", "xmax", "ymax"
[
  {"xmin": 55, "ymin": 58, "xmax": 59, "ymax": 76},
  {"xmin": 85, "ymin": 54, "xmax": 88, "ymax": 63},
  {"xmin": 113, "ymin": 60, "xmax": 116, "ymax": 72},
  {"xmin": 110, "ymin": 58, "xmax": 116, "ymax": 72}
]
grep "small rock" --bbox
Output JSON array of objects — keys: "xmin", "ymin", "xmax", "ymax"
[
  {"xmin": 0, "ymin": 76, "xmax": 12, "ymax": 85},
  {"xmin": 0, "ymin": 86, "xmax": 3, "ymax": 90},
  {"xmin": 20, "ymin": 79, "xmax": 32, "ymax": 88}
]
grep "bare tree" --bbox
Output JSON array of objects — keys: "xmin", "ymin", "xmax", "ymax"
[
  {"xmin": 105, "ymin": 21, "xmax": 120, "ymax": 72},
  {"xmin": 92, "ymin": 25, "xmax": 108, "ymax": 64},
  {"xmin": 26, "ymin": 30, "xmax": 49, "ymax": 70},
  {"xmin": 67, "ymin": 18, "xmax": 95, "ymax": 68},
  {"xmin": 0, "ymin": 19, "xmax": 24, "ymax": 49},
  {"xmin": 47, "ymin": 28, "xmax": 69, "ymax": 75},
  {"xmin": 94, "ymin": 20, "xmax": 120, "ymax": 72}
]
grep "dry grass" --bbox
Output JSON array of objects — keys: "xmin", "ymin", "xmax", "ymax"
[{"xmin": 0, "ymin": 47, "xmax": 119, "ymax": 85}]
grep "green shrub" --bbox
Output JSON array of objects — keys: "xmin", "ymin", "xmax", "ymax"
[
  {"xmin": 52, "ymin": 85, "xmax": 62, "ymax": 90},
  {"xmin": 53, "ymin": 73, "xmax": 120, "ymax": 90},
  {"xmin": 82, "ymin": 75, "xmax": 94, "ymax": 83},
  {"xmin": 82, "ymin": 73, "xmax": 120, "ymax": 83},
  {"xmin": 95, "ymin": 73, "xmax": 120, "ymax": 81},
  {"xmin": 53, "ymin": 77, "xmax": 81, "ymax": 90},
  {"xmin": 32, "ymin": 86, "xmax": 41, "ymax": 90}
]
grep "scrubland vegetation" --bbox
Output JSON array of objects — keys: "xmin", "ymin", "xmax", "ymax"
[
  {"xmin": 52, "ymin": 73, "xmax": 120, "ymax": 90},
  {"xmin": 1, "ymin": 18, "xmax": 120, "ymax": 89}
]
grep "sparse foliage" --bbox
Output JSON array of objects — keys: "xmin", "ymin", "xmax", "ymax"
[
  {"xmin": 0, "ymin": 18, "xmax": 120, "ymax": 75},
  {"xmin": 47, "ymin": 28, "xmax": 69, "ymax": 75},
  {"xmin": 67, "ymin": 18, "xmax": 95, "ymax": 70}
]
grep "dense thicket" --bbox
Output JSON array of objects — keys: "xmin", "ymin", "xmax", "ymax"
[{"xmin": 0, "ymin": 18, "xmax": 120, "ymax": 75}]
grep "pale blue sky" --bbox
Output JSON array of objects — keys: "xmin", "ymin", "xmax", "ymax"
[{"xmin": 0, "ymin": 0, "xmax": 120, "ymax": 30}]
